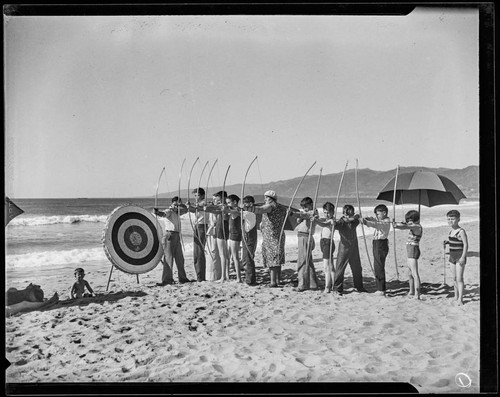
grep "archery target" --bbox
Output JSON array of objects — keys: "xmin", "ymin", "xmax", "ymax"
[{"xmin": 102, "ymin": 205, "xmax": 164, "ymax": 274}]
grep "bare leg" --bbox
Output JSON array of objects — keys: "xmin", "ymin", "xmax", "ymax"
[
  {"xmin": 450, "ymin": 262, "xmax": 458, "ymax": 300},
  {"xmin": 228, "ymin": 240, "xmax": 242, "ymax": 282},
  {"xmin": 270, "ymin": 267, "xmax": 279, "ymax": 287},
  {"xmin": 408, "ymin": 258, "xmax": 421, "ymax": 299},
  {"xmin": 456, "ymin": 262, "xmax": 466, "ymax": 305},
  {"xmin": 407, "ymin": 260, "xmax": 415, "ymax": 296},
  {"xmin": 216, "ymin": 238, "xmax": 229, "ymax": 282},
  {"xmin": 323, "ymin": 259, "xmax": 332, "ymax": 292}
]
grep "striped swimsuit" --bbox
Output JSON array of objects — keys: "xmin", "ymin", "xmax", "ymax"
[{"xmin": 448, "ymin": 228, "xmax": 465, "ymax": 264}]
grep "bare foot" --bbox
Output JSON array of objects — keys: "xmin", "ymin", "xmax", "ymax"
[
  {"xmin": 457, "ymin": 300, "xmax": 464, "ymax": 306},
  {"xmin": 215, "ymin": 278, "xmax": 225, "ymax": 283}
]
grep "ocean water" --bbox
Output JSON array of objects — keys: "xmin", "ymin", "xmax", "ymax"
[{"xmin": 5, "ymin": 198, "xmax": 479, "ymax": 275}]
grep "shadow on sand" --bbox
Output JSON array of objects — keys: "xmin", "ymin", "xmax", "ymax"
[
  {"xmin": 41, "ymin": 290, "xmax": 148, "ymax": 312},
  {"xmin": 255, "ymin": 265, "xmax": 480, "ymax": 303}
]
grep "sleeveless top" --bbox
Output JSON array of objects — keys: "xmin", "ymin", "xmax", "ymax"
[
  {"xmin": 228, "ymin": 215, "xmax": 242, "ymax": 241},
  {"xmin": 448, "ymin": 228, "xmax": 464, "ymax": 252},
  {"xmin": 406, "ymin": 225, "xmax": 422, "ymax": 246},
  {"xmin": 215, "ymin": 213, "xmax": 229, "ymax": 240}
]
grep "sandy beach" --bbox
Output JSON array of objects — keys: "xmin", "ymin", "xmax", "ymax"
[{"xmin": 5, "ymin": 220, "xmax": 480, "ymax": 393}]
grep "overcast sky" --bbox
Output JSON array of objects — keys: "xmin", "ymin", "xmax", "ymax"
[{"xmin": 4, "ymin": 7, "xmax": 479, "ymax": 198}]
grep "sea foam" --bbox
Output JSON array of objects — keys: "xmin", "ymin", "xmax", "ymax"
[{"xmin": 9, "ymin": 215, "xmax": 108, "ymax": 226}]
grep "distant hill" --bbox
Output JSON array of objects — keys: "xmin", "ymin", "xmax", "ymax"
[{"xmin": 157, "ymin": 165, "xmax": 479, "ymax": 201}]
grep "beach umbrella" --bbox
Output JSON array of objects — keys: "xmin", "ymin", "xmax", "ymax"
[{"xmin": 376, "ymin": 170, "xmax": 466, "ymax": 213}]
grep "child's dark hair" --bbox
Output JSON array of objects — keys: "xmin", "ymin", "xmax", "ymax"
[
  {"xmin": 343, "ymin": 204, "xmax": 355, "ymax": 213},
  {"xmin": 405, "ymin": 210, "xmax": 420, "ymax": 223},
  {"xmin": 171, "ymin": 196, "xmax": 180, "ymax": 203},
  {"xmin": 74, "ymin": 267, "xmax": 84, "ymax": 275},
  {"xmin": 228, "ymin": 194, "xmax": 240, "ymax": 203},
  {"xmin": 300, "ymin": 197, "xmax": 313, "ymax": 207},
  {"xmin": 214, "ymin": 190, "xmax": 228, "ymax": 200},
  {"xmin": 323, "ymin": 202, "xmax": 335, "ymax": 213},
  {"xmin": 374, "ymin": 204, "xmax": 389, "ymax": 214},
  {"xmin": 192, "ymin": 187, "xmax": 205, "ymax": 196},
  {"xmin": 447, "ymin": 210, "xmax": 460, "ymax": 218},
  {"xmin": 243, "ymin": 195, "xmax": 255, "ymax": 204}
]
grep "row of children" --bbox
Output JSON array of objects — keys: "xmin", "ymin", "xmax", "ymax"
[
  {"xmin": 153, "ymin": 189, "xmax": 258, "ymax": 285},
  {"xmin": 151, "ymin": 188, "xmax": 469, "ymax": 305},
  {"xmin": 306, "ymin": 201, "xmax": 468, "ymax": 304}
]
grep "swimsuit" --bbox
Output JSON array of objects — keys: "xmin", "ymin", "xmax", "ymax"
[{"xmin": 448, "ymin": 228, "xmax": 466, "ymax": 264}]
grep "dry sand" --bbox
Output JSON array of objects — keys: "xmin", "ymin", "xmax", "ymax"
[{"xmin": 5, "ymin": 221, "xmax": 480, "ymax": 393}]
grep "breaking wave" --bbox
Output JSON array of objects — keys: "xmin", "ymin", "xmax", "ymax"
[{"xmin": 9, "ymin": 215, "xmax": 109, "ymax": 227}]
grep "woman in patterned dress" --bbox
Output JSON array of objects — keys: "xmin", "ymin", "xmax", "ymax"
[{"xmin": 251, "ymin": 190, "xmax": 288, "ymax": 287}]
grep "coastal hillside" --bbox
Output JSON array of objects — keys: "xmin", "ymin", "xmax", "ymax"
[{"xmin": 162, "ymin": 165, "xmax": 479, "ymax": 200}]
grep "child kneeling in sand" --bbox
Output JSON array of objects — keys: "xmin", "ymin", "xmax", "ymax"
[
  {"xmin": 443, "ymin": 210, "xmax": 469, "ymax": 305},
  {"xmin": 393, "ymin": 210, "xmax": 423, "ymax": 300},
  {"xmin": 71, "ymin": 268, "xmax": 94, "ymax": 299}
]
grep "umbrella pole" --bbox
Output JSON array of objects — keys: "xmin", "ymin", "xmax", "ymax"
[{"xmin": 392, "ymin": 165, "xmax": 400, "ymax": 280}]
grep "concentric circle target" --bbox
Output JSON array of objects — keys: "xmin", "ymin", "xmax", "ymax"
[{"xmin": 102, "ymin": 205, "xmax": 164, "ymax": 274}]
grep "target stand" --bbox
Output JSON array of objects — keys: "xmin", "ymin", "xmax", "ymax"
[{"xmin": 102, "ymin": 205, "xmax": 164, "ymax": 291}]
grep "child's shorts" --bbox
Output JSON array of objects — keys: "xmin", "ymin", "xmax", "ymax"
[
  {"xmin": 449, "ymin": 250, "xmax": 466, "ymax": 264},
  {"xmin": 320, "ymin": 238, "xmax": 335, "ymax": 260},
  {"xmin": 406, "ymin": 244, "xmax": 421, "ymax": 259}
]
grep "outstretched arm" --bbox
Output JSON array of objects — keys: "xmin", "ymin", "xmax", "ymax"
[
  {"xmin": 314, "ymin": 217, "xmax": 334, "ymax": 228},
  {"xmin": 252, "ymin": 203, "xmax": 274, "ymax": 215},
  {"xmin": 393, "ymin": 221, "xmax": 410, "ymax": 230}
]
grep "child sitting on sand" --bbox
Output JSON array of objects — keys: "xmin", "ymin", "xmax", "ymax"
[
  {"xmin": 443, "ymin": 210, "xmax": 469, "ymax": 305},
  {"xmin": 70, "ymin": 268, "xmax": 94, "ymax": 299},
  {"xmin": 312, "ymin": 202, "xmax": 336, "ymax": 293},
  {"xmin": 393, "ymin": 210, "xmax": 423, "ymax": 300}
]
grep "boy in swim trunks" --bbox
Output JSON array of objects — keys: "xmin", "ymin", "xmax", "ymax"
[
  {"xmin": 393, "ymin": 210, "xmax": 423, "ymax": 300},
  {"xmin": 71, "ymin": 268, "xmax": 94, "ymax": 299},
  {"xmin": 443, "ymin": 210, "xmax": 469, "ymax": 305}
]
